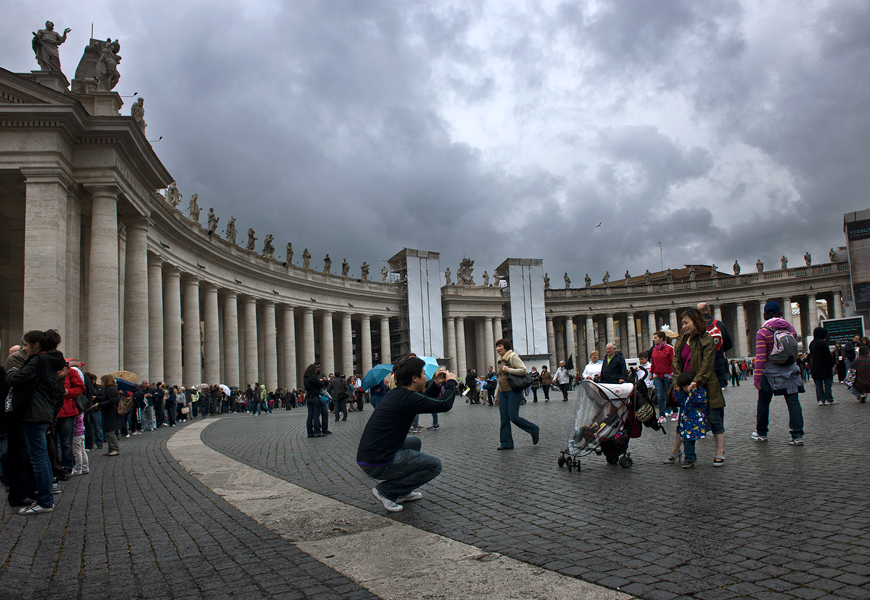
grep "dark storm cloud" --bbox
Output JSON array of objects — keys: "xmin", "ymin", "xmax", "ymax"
[{"xmin": 3, "ymin": 1, "xmax": 865, "ymax": 281}]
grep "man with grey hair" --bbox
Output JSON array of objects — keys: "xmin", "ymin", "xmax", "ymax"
[{"xmin": 598, "ymin": 344, "xmax": 628, "ymax": 384}]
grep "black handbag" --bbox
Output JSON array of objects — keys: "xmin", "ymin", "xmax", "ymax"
[{"xmin": 508, "ymin": 372, "xmax": 532, "ymax": 391}]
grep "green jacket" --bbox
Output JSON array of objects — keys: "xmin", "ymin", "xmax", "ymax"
[{"xmin": 671, "ymin": 332, "xmax": 725, "ymax": 409}]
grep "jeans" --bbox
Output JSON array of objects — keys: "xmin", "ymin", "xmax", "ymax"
[
  {"xmin": 361, "ymin": 436, "xmax": 442, "ymax": 501},
  {"xmin": 155, "ymin": 402, "xmax": 166, "ymax": 425},
  {"xmin": 55, "ymin": 416, "xmax": 76, "ymax": 471},
  {"xmin": 90, "ymin": 411, "xmax": 105, "ymax": 446},
  {"xmin": 531, "ymin": 387, "xmax": 538, "ymax": 402},
  {"xmin": 165, "ymin": 402, "xmax": 177, "ymax": 426},
  {"xmin": 498, "ymin": 389, "xmax": 539, "ymax": 447},
  {"xmin": 756, "ymin": 377, "xmax": 804, "ymax": 439},
  {"xmin": 683, "ymin": 439, "xmax": 697, "ymax": 463},
  {"xmin": 814, "ymin": 378, "xmax": 833, "ymax": 404},
  {"xmin": 335, "ymin": 398, "xmax": 348, "ymax": 422},
  {"xmin": 653, "ymin": 377, "xmax": 671, "ymax": 416},
  {"xmin": 306, "ymin": 399, "xmax": 322, "ymax": 435},
  {"xmin": 558, "ymin": 383, "xmax": 569, "ymax": 401},
  {"xmin": 320, "ymin": 402, "xmax": 330, "ymax": 432},
  {"xmin": 144, "ymin": 405, "xmax": 156, "ymax": 430},
  {"xmin": 22, "ymin": 422, "xmax": 53, "ymax": 508},
  {"xmin": 72, "ymin": 435, "xmax": 88, "ymax": 473},
  {"xmin": 412, "ymin": 413, "xmax": 438, "ymax": 428}
]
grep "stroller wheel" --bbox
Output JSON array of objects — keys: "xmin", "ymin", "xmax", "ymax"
[
  {"xmin": 619, "ymin": 456, "xmax": 633, "ymax": 468},
  {"xmin": 605, "ymin": 455, "xmax": 619, "ymax": 465},
  {"xmin": 557, "ymin": 456, "xmax": 566, "ymax": 468},
  {"xmin": 566, "ymin": 460, "xmax": 572, "ymax": 472}
]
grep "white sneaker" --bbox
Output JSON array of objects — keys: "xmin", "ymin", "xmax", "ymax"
[
  {"xmin": 751, "ymin": 431, "xmax": 768, "ymax": 442},
  {"xmin": 396, "ymin": 492, "xmax": 423, "ymax": 503},
  {"xmin": 372, "ymin": 487, "xmax": 403, "ymax": 512},
  {"xmin": 18, "ymin": 502, "xmax": 53, "ymax": 515}
]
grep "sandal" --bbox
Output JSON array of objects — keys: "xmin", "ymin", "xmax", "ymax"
[
  {"xmin": 662, "ymin": 451, "xmax": 682, "ymax": 464},
  {"xmin": 713, "ymin": 454, "xmax": 725, "ymax": 467}
]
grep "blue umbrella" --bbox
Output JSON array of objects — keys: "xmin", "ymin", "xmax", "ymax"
[
  {"xmin": 114, "ymin": 377, "xmax": 137, "ymax": 393},
  {"xmin": 420, "ymin": 356, "xmax": 441, "ymax": 380},
  {"xmin": 362, "ymin": 364, "xmax": 393, "ymax": 391}
]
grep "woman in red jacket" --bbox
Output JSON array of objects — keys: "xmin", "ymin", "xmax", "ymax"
[
  {"xmin": 56, "ymin": 362, "xmax": 86, "ymax": 474},
  {"xmin": 650, "ymin": 331, "xmax": 675, "ymax": 422}
]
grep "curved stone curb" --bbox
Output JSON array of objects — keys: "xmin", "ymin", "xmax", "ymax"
[{"xmin": 168, "ymin": 419, "xmax": 633, "ymax": 600}]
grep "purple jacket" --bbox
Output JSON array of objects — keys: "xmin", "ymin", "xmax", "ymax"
[{"xmin": 754, "ymin": 317, "xmax": 798, "ymax": 387}]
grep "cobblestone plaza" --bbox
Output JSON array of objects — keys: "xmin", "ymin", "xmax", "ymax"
[{"xmin": 1, "ymin": 382, "xmax": 868, "ymax": 600}]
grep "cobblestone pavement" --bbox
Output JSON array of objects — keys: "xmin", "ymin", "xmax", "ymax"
[
  {"xmin": 202, "ymin": 381, "xmax": 870, "ymax": 600},
  {"xmin": 0, "ymin": 426, "xmax": 377, "ymax": 600}
]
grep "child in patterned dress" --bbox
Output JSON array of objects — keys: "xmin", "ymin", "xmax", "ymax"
[{"xmin": 673, "ymin": 371, "xmax": 708, "ymax": 469}]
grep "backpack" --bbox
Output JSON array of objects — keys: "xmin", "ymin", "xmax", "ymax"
[
  {"xmin": 117, "ymin": 390, "xmax": 134, "ymax": 415},
  {"xmin": 764, "ymin": 326, "xmax": 798, "ymax": 365}
]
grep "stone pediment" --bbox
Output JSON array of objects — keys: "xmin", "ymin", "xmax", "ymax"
[{"xmin": 0, "ymin": 66, "xmax": 79, "ymax": 105}]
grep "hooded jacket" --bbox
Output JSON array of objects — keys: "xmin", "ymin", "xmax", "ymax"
[
  {"xmin": 5, "ymin": 350, "xmax": 67, "ymax": 423},
  {"xmin": 754, "ymin": 317, "xmax": 800, "ymax": 388}
]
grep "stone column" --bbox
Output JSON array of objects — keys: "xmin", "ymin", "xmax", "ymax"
[
  {"xmin": 713, "ymin": 305, "xmax": 723, "ymax": 322},
  {"xmin": 65, "ymin": 189, "xmax": 81, "ymax": 360},
  {"xmin": 282, "ymin": 306, "xmax": 297, "ymax": 389},
  {"xmin": 493, "ymin": 317, "xmax": 503, "ymax": 346},
  {"xmin": 86, "ymin": 186, "xmax": 120, "ymax": 375},
  {"xmin": 626, "ymin": 312, "xmax": 637, "ymax": 358},
  {"xmin": 223, "ymin": 292, "xmax": 240, "ymax": 387},
  {"xmin": 147, "ymin": 257, "xmax": 164, "ymax": 383},
  {"xmin": 668, "ymin": 309, "xmax": 678, "ymax": 333},
  {"xmin": 445, "ymin": 317, "xmax": 457, "ymax": 372},
  {"xmin": 759, "ymin": 300, "xmax": 766, "ymax": 323},
  {"xmin": 341, "ymin": 312, "xmax": 354, "ymax": 376},
  {"xmin": 564, "ymin": 316, "xmax": 575, "ymax": 363},
  {"xmin": 475, "ymin": 319, "xmax": 486, "ymax": 373},
  {"xmin": 546, "ymin": 317, "xmax": 556, "ymax": 371},
  {"xmin": 302, "ymin": 308, "xmax": 315, "ymax": 366},
  {"xmin": 735, "ymin": 302, "xmax": 749, "ymax": 357},
  {"xmin": 605, "ymin": 314, "xmax": 616, "ymax": 346},
  {"xmin": 455, "ymin": 317, "xmax": 467, "ymax": 376},
  {"xmin": 647, "ymin": 312, "xmax": 657, "ymax": 341},
  {"xmin": 320, "ymin": 311, "xmax": 335, "ymax": 376},
  {"xmin": 585, "ymin": 316, "xmax": 595, "ymax": 362},
  {"xmin": 123, "ymin": 218, "xmax": 149, "ymax": 381},
  {"xmin": 23, "ymin": 171, "xmax": 69, "ymax": 339},
  {"xmin": 263, "ymin": 301, "xmax": 278, "ymax": 389},
  {"xmin": 182, "ymin": 276, "xmax": 201, "ymax": 385},
  {"xmin": 243, "ymin": 297, "xmax": 258, "ymax": 386},
  {"xmin": 484, "ymin": 317, "xmax": 494, "ymax": 367},
  {"xmin": 379, "ymin": 316, "xmax": 391, "ymax": 364},
  {"xmin": 807, "ymin": 294, "xmax": 817, "ymax": 329},
  {"xmin": 162, "ymin": 266, "xmax": 182, "ymax": 385},
  {"xmin": 360, "ymin": 314, "xmax": 372, "ymax": 375},
  {"xmin": 833, "ymin": 292, "xmax": 843, "ymax": 319},
  {"xmin": 202, "ymin": 283, "xmax": 220, "ymax": 385}
]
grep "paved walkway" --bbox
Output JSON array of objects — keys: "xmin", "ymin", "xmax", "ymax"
[{"xmin": 1, "ymin": 380, "xmax": 869, "ymax": 599}]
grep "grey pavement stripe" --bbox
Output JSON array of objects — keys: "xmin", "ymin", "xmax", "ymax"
[{"xmin": 168, "ymin": 419, "xmax": 633, "ymax": 600}]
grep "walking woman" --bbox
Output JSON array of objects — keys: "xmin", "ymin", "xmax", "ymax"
[
  {"xmin": 90, "ymin": 375, "xmax": 121, "ymax": 456},
  {"xmin": 303, "ymin": 363, "xmax": 328, "ymax": 438},
  {"xmin": 808, "ymin": 327, "xmax": 835, "ymax": 405},
  {"xmin": 494, "ymin": 339, "xmax": 540, "ymax": 450},
  {"xmin": 529, "ymin": 367, "xmax": 541, "ymax": 402},
  {"xmin": 664, "ymin": 308, "xmax": 726, "ymax": 468},
  {"xmin": 540, "ymin": 365, "xmax": 553, "ymax": 402}
]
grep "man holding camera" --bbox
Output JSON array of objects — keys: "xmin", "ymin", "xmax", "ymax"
[{"xmin": 357, "ymin": 357, "xmax": 457, "ymax": 512}]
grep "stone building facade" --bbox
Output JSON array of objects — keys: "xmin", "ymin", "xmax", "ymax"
[{"xmin": 0, "ymin": 66, "xmax": 850, "ymax": 388}]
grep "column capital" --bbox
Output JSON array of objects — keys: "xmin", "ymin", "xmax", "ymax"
[
  {"xmin": 163, "ymin": 264, "xmax": 181, "ymax": 277},
  {"xmin": 84, "ymin": 183, "xmax": 121, "ymax": 198},
  {"xmin": 21, "ymin": 167, "xmax": 76, "ymax": 189},
  {"xmin": 122, "ymin": 215, "xmax": 152, "ymax": 231}
]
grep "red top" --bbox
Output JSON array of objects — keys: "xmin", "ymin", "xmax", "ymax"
[
  {"xmin": 651, "ymin": 343, "xmax": 674, "ymax": 377},
  {"xmin": 57, "ymin": 368, "xmax": 86, "ymax": 418}
]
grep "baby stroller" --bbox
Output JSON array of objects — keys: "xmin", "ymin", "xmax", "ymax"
[
  {"xmin": 558, "ymin": 380, "xmax": 636, "ymax": 472},
  {"xmin": 557, "ymin": 368, "xmax": 664, "ymax": 473}
]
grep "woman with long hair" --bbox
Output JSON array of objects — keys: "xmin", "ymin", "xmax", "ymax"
[
  {"xmin": 664, "ymin": 308, "xmax": 726, "ymax": 468},
  {"xmin": 90, "ymin": 375, "xmax": 121, "ymax": 456},
  {"xmin": 303, "ymin": 363, "xmax": 328, "ymax": 437}
]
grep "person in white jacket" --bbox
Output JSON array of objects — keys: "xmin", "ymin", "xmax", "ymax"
[{"xmin": 554, "ymin": 361, "xmax": 571, "ymax": 401}]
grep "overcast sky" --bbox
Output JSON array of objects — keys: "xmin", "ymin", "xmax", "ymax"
[{"xmin": 4, "ymin": 1, "xmax": 868, "ymax": 282}]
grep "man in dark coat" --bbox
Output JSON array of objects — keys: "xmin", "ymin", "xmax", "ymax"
[{"xmin": 598, "ymin": 344, "xmax": 628, "ymax": 384}]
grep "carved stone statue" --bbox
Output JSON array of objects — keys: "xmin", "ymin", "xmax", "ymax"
[
  {"xmin": 711, "ymin": 265, "xmax": 717, "ymax": 279},
  {"xmin": 188, "ymin": 194, "xmax": 200, "ymax": 222},
  {"xmin": 165, "ymin": 182, "xmax": 181, "ymax": 207},
  {"xmin": 32, "ymin": 21, "xmax": 70, "ymax": 72},
  {"xmin": 564, "ymin": 273, "xmax": 571, "ymax": 289},
  {"xmin": 72, "ymin": 37, "xmax": 121, "ymax": 94},
  {"xmin": 361, "ymin": 262, "xmax": 370, "ymax": 280},
  {"xmin": 689, "ymin": 265, "xmax": 695, "ymax": 281},
  {"xmin": 624, "ymin": 270, "xmax": 631, "ymax": 285},
  {"xmin": 830, "ymin": 248, "xmax": 837, "ymax": 262},
  {"xmin": 804, "ymin": 252, "xmax": 812, "ymax": 266},
  {"xmin": 457, "ymin": 258, "xmax": 475, "ymax": 285},
  {"xmin": 666, "ymin": 269, "xmax": 673, "ymax": 283},
  {"xmin": 444, "ymin": 268, "xmax": 452, "ymax": 285},
  {"xmin": 644, "ymin": 270, "xmax": 651, "ymax": 285},
  {"xmin": 130, "ymin": 98, "xmax": 146, "ymax": 132},
  {"xmin": 302, "ymin": 248, "xmax": 311, "ymax": 269},
  {"xmin": 226, "ymin": 217, "xmax": 236, "ymax": 244},
  {"xmin": 585, "ymin": 274, "xmax": 591, "ymax": 288},
  {"xmin": 381, "ymin": 265, "xmax": 389, "ymax": 282},
  {"xmin": 285, "ymin": 242, "xmax": 293, "ymax": 264},
  {"xmin": 262, "ymin": 235, "xmax": 275, "ymax": 259},
  {"xmin": 341, "ymin": 258, "xmax": 350, "ymax": 277},
  {"xmin": 323, "ymin": 254, "xmax": 332, "ymax": 274},
  {"xmin": 733, "ymin": 260, "xmax": 740, "ymax": 276},
  {"xmin": 482, "ymin": 271, "xmax": 490, "ymax": 286},
  {"xmin": 602, "ymin": 272, "xmax": 610, "ymax": 285},
  {"xmin": 756, "ymin": 259, "xmax": 763, "ymax": 273},
  {"xmin": 544, "ymin": 273, "xmax": 550, "ymax": 289},
  {"xmin": 206, "ymin": 208, "xmax": 219, "ymax": 235},
  {"xmin": 780, "ymin": 255, "xmax": 788, "ymax": 270},
  {"xmin": 246, "ymin": 228, "xmax": 256, "ymax": 251}
]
